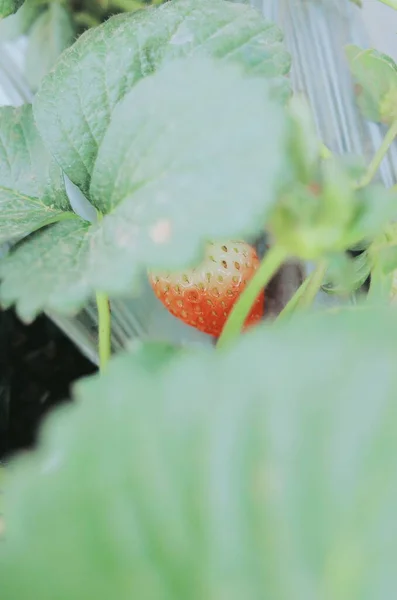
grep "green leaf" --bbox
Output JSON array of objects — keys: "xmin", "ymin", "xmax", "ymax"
[
  {"xmin": 33, "ymin": 0, "xmax": 291, "ymax": 196},
  {"xmin": 2, "ymin": 309, "xmax": 397, "ymax": 598},
  {"xmin": 0, "ymin": 0, "xmax": 42, "ymax": 40},
  {"xmin": 390, "ymin": 269, "xmax": 397, "ymax": 304},
  {"xmin": 25, "ymin": 3, "xmax": 75, "ymax": 91},
  {"xmin": 366, "ymin": 228, "xmax": 397, "ymax": 304},
  {"xmin": 322, "ymin": 252, "xmax": 370, "ymax": 295},
  {"xmin": 87, "ymin": 57, "xmax": 289, "ymax": 282},
  {"xmin": 378, "ymin": 245, "xmax": 397, "ymax": 275},
  {"xmin": 0, "ymin": 0, "xmax": 23, "ymax": 19},
  {"xmin": 346, "ymin": 45, "xmax": 397, "ymax": 124},
  {"xmin": 0, "ymin": 104, "xmax": 73, "ymax": 245},
  {"xmin": 0, "ymin": 220, "xmax": 91, "ymax": 322},
  {"xmin": 0, "ymin": 464, "xmax": 4, "ymax": 537},
  {"xmin": 124, "ymin": 339, "xmax": 184, "ymax": 369},
  {"xmin": 270, "ymin": 156, "xmax": 397, "ymax": 259},
  {"xmin": 367, "ymin": 222, "xmax": 397, "ymax": 277},
  {"xmin": 287, "ymin": 93, "xmax": 321, "ymax": 184},
  {"xmin": 0, "ymin": 57, "xmax": 289, "ymax": 320},
  {"xmin": 368, "ymin": 264, "xmax": 394, "ymax": 305}
]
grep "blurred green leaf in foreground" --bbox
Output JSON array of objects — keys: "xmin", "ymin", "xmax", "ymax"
[{"xmin": 1, "ymin": 308, "xmax": 397, "ymax": 599}]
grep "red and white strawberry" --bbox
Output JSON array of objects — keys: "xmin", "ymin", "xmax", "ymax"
[{"xmin": 149, "ymin": 241, "xmax": 264, "ymax": 337}]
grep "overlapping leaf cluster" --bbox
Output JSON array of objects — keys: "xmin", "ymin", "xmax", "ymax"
[
  {"xmin": 1, "ymin": 0, "xmax": 397, "ymax": 598},
  {"xmin": 0, "ymin": 0, "xmax": 292, "ymax": 321},
  {"xmin": 345, "ymin": 30, "xmax": 397, "ymax": 300}
]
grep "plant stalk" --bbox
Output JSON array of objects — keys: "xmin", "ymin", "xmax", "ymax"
[
  {"xmin": 320, "ymin": 143, "xmax": 332, "ymax": 159},
  {"xmin": 379, "ymin": 0, "xmax": 397, "ymax": 9},
  {"xmin": 109, "ymin": 0, "xmax": 147, "ymax": 11},
  {"xmin": 355, "ymin": 119, "xmax": 397, "ymax": 189},
  {"xmin": 297, "ymin": 260, "xmax": 328, "ymax": 309},
  {"xmin": 96, "ymin": 292, "xmax": 111, "ymax": 372},
  {"xmin": 277, "ymin": 260, "xmax": 328, "ymax": 321},
  {"xmin": 217, "ymin": 245, "xmax": 287, "ymax": 349}
]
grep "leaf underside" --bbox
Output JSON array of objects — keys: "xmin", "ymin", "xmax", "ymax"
[{"xmin": 1, "ymin": 309, "xmax": 397, "ymax": 599}]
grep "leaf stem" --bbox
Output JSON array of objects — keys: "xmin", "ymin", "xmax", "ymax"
[
  {"xmin": 355, "ymin": 119, "xmax": 397, "ymax": 189},
  {"xmin": 379, "ymin": 0, "xmax": 397, "ymax": 9},
  {"xmin": 297, "ymin": 260, "xmax": 328, "ymax": 309},
  {"xmin": 277, "ymin": 260, "xmax": 328, "ymax": 321},
  {"xmin": 277, "ymin": 275, "xmax": 311, "ymax": 321},
  {"xmin": 108, "ymin": 0, "xmax": 147, "ymax": 11},
  {"xmin": 96, "ymin": 292, "xmax": 111, "ymax": 372},
  {"xmin": 73, "ymin": 11, "xmax": 101, "ymax": 28},
  {"xmin": 217, "ymin": 245, "xmax": 287, "ymax": 349},
  {"xmin": 367, "ymin": 262, "xmax": 393, "ymax": 305},
  {"xmin": 320, "ymin": 143, "xmax": 333, "ymax": 159}
]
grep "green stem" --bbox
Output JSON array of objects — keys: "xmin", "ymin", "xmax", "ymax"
[
  {"xmin": 109, "ymin": 0, "xmax": 147, "ymax": 11},
  {"xmin": 367, "ymin": 263, "xmax": 393, "ymax": 305},
  {"xmin": 320, "ymin": 143, "xmax": 333, "ymax": 160},
  {"xmin": 73, "ymin": 11, "xmax": 101, "ymax": 28},
  {"xmin": 297, "ymin": 260, "xmax": 328, "ymax": 309},
  {"xmin": 96, "ymin": 292, "xmax": 111, "ymax": 372},
  {"xmin": 277, "ymin": 275, "xmax": 311, "ymax": 321},
  {"xmin": 277, "ymin": 260, "xmax": 328, "ymax": 321},
  {"xmin": 217, "ymin": 245, "xmax": 288, "ymax": 350},
  {"xmin": 379, "ymin": 0, "xmax": 397, "ymax": 9},
  {"xmin": 355, "ymin": 119, "xmax": 397, "ymax": 189}
]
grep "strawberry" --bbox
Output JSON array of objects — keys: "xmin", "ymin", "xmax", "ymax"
[{"xmin": 149, "ymin": 241, "xmax": 264, "ymax": 337}]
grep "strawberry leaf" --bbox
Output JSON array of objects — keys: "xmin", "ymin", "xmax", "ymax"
[
  {"xmin": 2, "ymin": 309, "xmax": 397, "ymax": 598},
  {"xmin": 346, "ymin": 45, "xmax": 397, "ymax": 124},
  {"xmin": 33, "ymin": 0, "xmax": 291, "ymax": 197},
  {"xmin": 322, "ymin": 252, "xmax": 370, "ymax": 295},
  {"xmin": 87, "ymin": 58, "xmax": 289, "ymax": 284},
  {"xmin": 368, "ymin": 223, "xmax": 397, "ymax": 278},
  {"xmin": 0, "ymin": 220, "xmax": 92, "ymax": 322},
  {"xmin": 271, "ymin": 156, "xmax": 397, "ymax": 259},
  {"xmin": 0, "ymin": 104, "xmax": 73, "ymax": 245},
  {"xmin": 0, "ymin": 1, "xmax": 41, "ymax": 40},
  {"xmin": 25, "ymin": 3, "xmax": 76, "ymax": 92},
  {"xmin": 0, "ymin": 0, "xmax": 23, "ymax": 19}
]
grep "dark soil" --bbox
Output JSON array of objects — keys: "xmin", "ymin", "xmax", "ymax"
[{"xmin": 0, "ymin": 309, "xmax": 96, "ymax": 461}]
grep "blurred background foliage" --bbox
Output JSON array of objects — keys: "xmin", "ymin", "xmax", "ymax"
[{"xmin": 0, "ymin": 0, "xmax": 167, "ymax": 89}]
